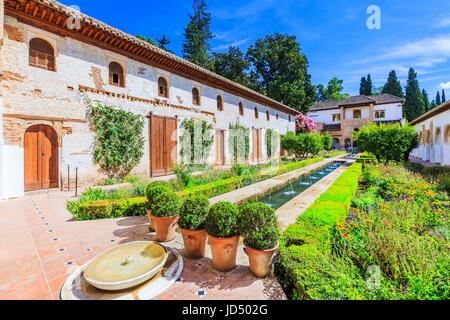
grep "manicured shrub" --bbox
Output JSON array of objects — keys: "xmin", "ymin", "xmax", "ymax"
[
  {"xmin": 151, "ymin": 191, "xmax": 182, "ymax": 218},
  {"xmin": 116, "ymin": 197, "xmax": 148, "ymax": 217},
  {"xmin": 178, "ymin": 195, "xmax": 210, "ymax": 230},
  {"xmin": 145, "ymin": 181, "xmax": 173, "ymax": 204},
  {"xmin": 281, "ymin": 132, "xmax": 324, "ymax": 158},
  {"xmin": 322, "ymin": 133, "xmax": 332, "ymax": 151},
  {"xmin": 353, "ymin": 122, "xmax": 419, "ymax": 163},
  {"xmin": 239, "ymin": 202, "xmax": 280, "ymax": 250},
  {"xmin": 79, "ymin": 199, "xmax": 123, "ymax": 220},
  {"xmin": 205, "ymin": 202, "xmax": 240, "ymax": 238}
]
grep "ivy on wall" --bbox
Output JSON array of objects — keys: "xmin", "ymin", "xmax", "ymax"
[
  {"xmin": 266, "ymin": 128, "xmax": 280, "ymax": 158},
  {"xmin": 90, "ymin": 103, "xmax": 145, "ymax": 180},
  {"xmin": 229, "ymin": 123, "xmax": 250, "ymax": 163},
  {"xmin": 179, "ymin": 118, "xmax": 214, "ymax": 165}
]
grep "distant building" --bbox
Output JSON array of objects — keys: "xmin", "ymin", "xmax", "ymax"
[
  {"xmin": 410, "ymin": 101, "xmax": 450, "ymax": 167},
  {"xmin": 308, "ymin": 94, "xmax": 404, "ymax": 149}
]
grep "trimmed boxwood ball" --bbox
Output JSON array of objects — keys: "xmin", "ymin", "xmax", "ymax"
[
  {"xmin": 145, "ymin": 181, "xmax": 173, "ymax": 204},
  {"xmin": 205, "ymin": 202, "xmax": 240, "ymax": 238},
  {"xmin": 239, "ymin": 202, "xmax": 280, "ymax": 250},
  {"xmin": 179, "ymin": 195, "xmax": 210, "ymax": 230},
  {"xmin": 151, "ymin": 191, "xmax": 182, "ymax": 218}
]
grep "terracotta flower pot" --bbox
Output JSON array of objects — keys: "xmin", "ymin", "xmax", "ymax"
[
  {"xmin": 152, "ymin": 215, "xmax": 179, "ymax": 242},
  {"xmin": 181, "ymin": 229, "xmax": 207, "ymax": 259},
  {"xmin": 145, "ymin": 208, "xmax": 155, "ymax": 232},
  {"xmin": 244, "ymin": 244, "xmax": 278, "ymax": 278},
  {"xmin": 207, "ymin": 234, "xmax": 240, "ymax": 272}
]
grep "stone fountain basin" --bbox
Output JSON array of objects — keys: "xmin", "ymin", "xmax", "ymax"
[{"xmin": 84, "ymin": 241, "xmax": 168, "ymax": 291}]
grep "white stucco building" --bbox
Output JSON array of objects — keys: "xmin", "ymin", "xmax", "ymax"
[
  {"xmin": 307, "ymin": 94, "xmax": 404, "ymax": 149},
  {"xmin": 410, "ymin": 101, "xmax": 450, "ymax": 167},
  {"xmin": 0, "ymin": 0, "xmax": 298, "ymax": 200}
]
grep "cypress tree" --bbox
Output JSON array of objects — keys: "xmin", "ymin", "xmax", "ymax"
[
  {"xmin": 182, "ymin": 0, "xmax": 214, "ymax": 69},
  {"xmin": 404, "ymin": 68, "xmax": 425, "ymax": 121},
  {"xmin": 365, "ymin": 74, "xmax": 373, "ymax": 96},
  {"xmin": 382, "ymin": 70, "xmax": 404, "ymax": 98},
  {"xmin": 435, "ymin": 91, "xmax": 441, "ymax": 105},
  {"xmin": 442, "ymin": 89, "xmax": 446, "ymax": 103},
  {"xmin": 422, "ymin": 89, "xmax": 430, "ymax": 112},
  {"xmin": 359, "ymin": 77, "xmax": 367, "ymax": 95}
]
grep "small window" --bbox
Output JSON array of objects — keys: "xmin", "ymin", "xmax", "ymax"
[
  {"xmin": 239, "ymin": 102, "xmax": 244, "ymax": 116},
  {"xmin": 332, "ymin": 114, "xmax": 341, "ymax": 122},
  {"xmin": 109, "ymin": 62, "xmax": 125, "ymax": 87},
  {"xmin": 217, "ymin": 95, "xmax": 223, "ymax": 111},
  {"xmin": 158, "ymin": 77, "xmax": 168, "ymax": 98},
  {"xmin": 266, "ymin": 110, "xmax": 270, "ymax": 121},
  {"xmin": 276, "ymin": 114, "xmax": 279, "ymax": 120},
  {"xmin": 29, "ymin": 38, "xmax": 55, "ymax": 71},
  {"xmin": 353, "ymin": 110, "xmax": 361, "ymax": 119},
  {"xmin": 255, "ymin": 106, "xmax": 259, "ymax": 119},
  {"xmin": 289, "ymin": 115, "xmax": 291, "ymax": 122},
  {"xmin": 375, "ymin": 111, "xmax": 385, "ymax": 119},
  {"xmin": 192, "ymin": 87, "xmax": 200, "ymax": 106}
]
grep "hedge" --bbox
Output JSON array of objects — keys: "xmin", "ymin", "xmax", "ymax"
[
  {"xmin": 324, "ymin": 151, "xmax": 346, "ymax": 158},
  {"xmin": 275, "ymin": 162, "xmax": 363, "ymax": 300},
  {"xmin": 179, "ymin": 157, "xmax": 325, "ymax": 199},
  {"xmin": 78, "ymin": 197, "xmax": 148, "ymax": 220}
]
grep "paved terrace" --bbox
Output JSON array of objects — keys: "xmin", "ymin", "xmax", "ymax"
[{"xmin": 0, "ymin": 154, "xmax": 353, "ymax": 300}]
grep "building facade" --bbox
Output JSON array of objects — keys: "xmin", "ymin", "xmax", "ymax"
[
  {"xmin": 308, "ymin": 94, "xmax": 404, "ymax": 149},
  {"xmin": 0, "ymin": 0, "xmax": 298, "ymax": 200},
  {"xmin": 410, "ymin": 101, "xmax": 450, "ymax": 167}
]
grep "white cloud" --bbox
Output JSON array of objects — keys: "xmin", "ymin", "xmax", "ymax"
[
  {"xmin": 211, "ymin": 38, "xmax": 251, "ymax": 51},
  {"xmin": 440, "ymin": 81, "xmax": 450, "ymax": 89},
  {"xmin": 435, "ymin": 18, "xmax": 450, "ymax": 28}
]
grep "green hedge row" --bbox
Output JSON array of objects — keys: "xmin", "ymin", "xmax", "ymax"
[
  {"xmin": 275, "ymin": 162, "xmax": 363, "ymax": 300},
  {"xmin": 78, "ymin": 197, "xmax": 148, "ymax": 220},
  {"xmin": 324, "ymin": 151, "xmax": 346, "ymax": 158},
  {"xmin": 179, "ymin": 157, "xmax": 325, "ymax": 199}
]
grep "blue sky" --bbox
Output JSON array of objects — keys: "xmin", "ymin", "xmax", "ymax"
[{"xmin": 62, "ymin": 0, "xmax": 450, "ymax": 98}]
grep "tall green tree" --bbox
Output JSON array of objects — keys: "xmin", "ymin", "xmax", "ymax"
[
  {"xmin": 157, "ymin": 35, "xmax": 173, "ymax": 53},
  {"xmin": 404, "ymin": 68, "xmax": 425, "ymax": 121},
  {"xmin": 436, "ymin": 91, "xmax": 441, "ymax": 105},
  {"xmin": 182, "ymin": 0, "xmax": 214, "ymax": 69},
  {"xmin": 442, "ymin": 89, "xmax": 446, "ymax": 103},
  {"xmin": 359, "ymin": 77, "xmax": 367, "ymax": 95},
  {"xmin": 245, "ymin": 33, "xmax": 316, "ymax": 113},
  {"xmin": 422, "ymin": 89, "xmax": 430, "ymax": 112},
  {"xmin": 317, "ymin": 78, "xmax": 349, "ymax": 101},
  {"xmin": 359, "ymin": 74, "xmax": 373, "ymax": 95},
  {"xmin": 211, "ymin": 46, "xmax": 251, "ymax": 86},
  {"xmin": 382, "ymin": 70, "xmax": 403, "ymax": 98}
]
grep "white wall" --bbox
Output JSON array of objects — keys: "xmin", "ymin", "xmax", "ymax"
[{"xmin": 0, "ymin": 96, "xmax": 3, "ymax": 201}]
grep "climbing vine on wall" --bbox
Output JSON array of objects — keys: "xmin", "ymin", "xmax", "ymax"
[
  {"xmin": 266, "ymin": 128, "xmax": 280, "ymax": 158},
  {"xmin": 90, "ymin": 103, "xmax": 145, "ymax": 180},
  {"xmin": 229, "ymin": 123, "xmax": 250, "ymax": 163},
  {"xmin": 179, "ymin": 118, "xmax": 214, "ymax": 165}
]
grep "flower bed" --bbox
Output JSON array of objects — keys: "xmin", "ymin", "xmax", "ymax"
[{"xmin": 276, "ymin": 162, "xmax": 450, "ymax": 300}]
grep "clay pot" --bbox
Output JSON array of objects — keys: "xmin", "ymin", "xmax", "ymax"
[
  {"xmin": 181, "ymin": 229, "xmax": 207, "ymax": 259},
  {"xmin": 207, "ymin": 234, "xmax": 240, "ymax": 272},
  {"xmin": 145, "ymin": 208, "xmax": 155, "ymax": 232},
  {"xmin": 244, "ymin": 244, "xmax": 278, "ymax": 278},
  {"xmin": 152, "ymin": 215, "xmax": 179, "ymax": 242}
]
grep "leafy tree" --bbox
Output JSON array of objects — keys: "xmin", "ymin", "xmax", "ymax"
[
  {"xmin": 442, "ymin": 89, "xmax": 446, "ymax": 103},
  {"xmin": 317, "ymin": 78, "xmax": 349, "ymax": 101},
  {"xmin": 246, "ymin": 33, "xmax": 316, "ymax": 114},
  {"xmin": 211, "ymin": 46, "xmax": 251, "ymax": 86},
  {"xmin": 354, "ymin": 122, "xmax": 419, "ymax": 163},
  {"xmin": 136, "ymin": 35, "xmax": 157, "ymax": 46},
  {"xmin": 436, "ymin": 91, "xmax": 441, "ymax": 105},
  {"xmin": 382, "ymin": 70, "xmax": 403, "ymax": 98},
  {"xmin": 422, "ymin": 89, "xmax": 430, "ymax": 112},
  {"xmin": 182, "ymin": 0, "xmax": 214, "ymax": 69},
  {"xmin": 280, "ymin": 132, "xmax": 324, "ymax": 159},
  {"xmin": 404, "ymin": 68, "xmax": 425, "ymax": 121},
  {"xmin": 90, "ymin": 103, "xmax": 145, "ymax": 180},
  {"xmin": 157, "ymin": 35, "xmax": 173, "ymax": 53},
  {"xmin": 322, "ymin": 133, "xmax": 332, "ymax": 150},
  {"xmin": 372, "ymin": 86, "xmax": 384, "ymax": 95}
]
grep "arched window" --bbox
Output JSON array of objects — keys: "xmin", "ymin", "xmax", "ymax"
[
  {"xmin": 435, "ymin": 127, "xmax": 441, "ymax": 144},
  {"xmin": 353, "ymin": 110, "xmax": 361, "ymax": 119},
  {"xmin": 239, "ymin": 102, "xmax": 244, "ymax": 116},
  {"xmin": 266, "ymin": 110, "xmax": 270, "ymax": 121},
  {"xmin": 192, "ymin": 87, "xmax": 200, "ymax": 105},
  {"xmin": 255, "ymin": 106, "xmax": 259, "ymax": 119},
  {"xmin": 375, "ymin": 111, "xmax": 385, "ymax": 119},
  {"xmin": 217, "ymin": 95, "xmax": 223, "ymax": 111},
  {"xmin": 158, "ymin": 77, "xmax": 168, "ymax": 98},
  {"xmin": 109, "ymin": 62, "xmax": 125, "ymax": 87},
  {"xmin": 29, "ymin": 38, "xmax": 55, "ymax": 71}
]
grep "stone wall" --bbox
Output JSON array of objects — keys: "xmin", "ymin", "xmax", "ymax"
[{"xmin": 1, "ymin": 15, "xmax": 296, "ymax": 199}]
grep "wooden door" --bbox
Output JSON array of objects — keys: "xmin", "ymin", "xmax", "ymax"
[
  {"xmin": 24, "ymin": 125, "xmax": 59, "ymax": 191},
  {"xmin": 252, "ymin": 129, "xmax": 262, "ymax": 162},
  {"xmin": 215, "ymin": 130, "xmax": 225, "ymax": 166},
  {"xmin": 150, "ymin": 115, "xmax": 177, "ymax": 177}
]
